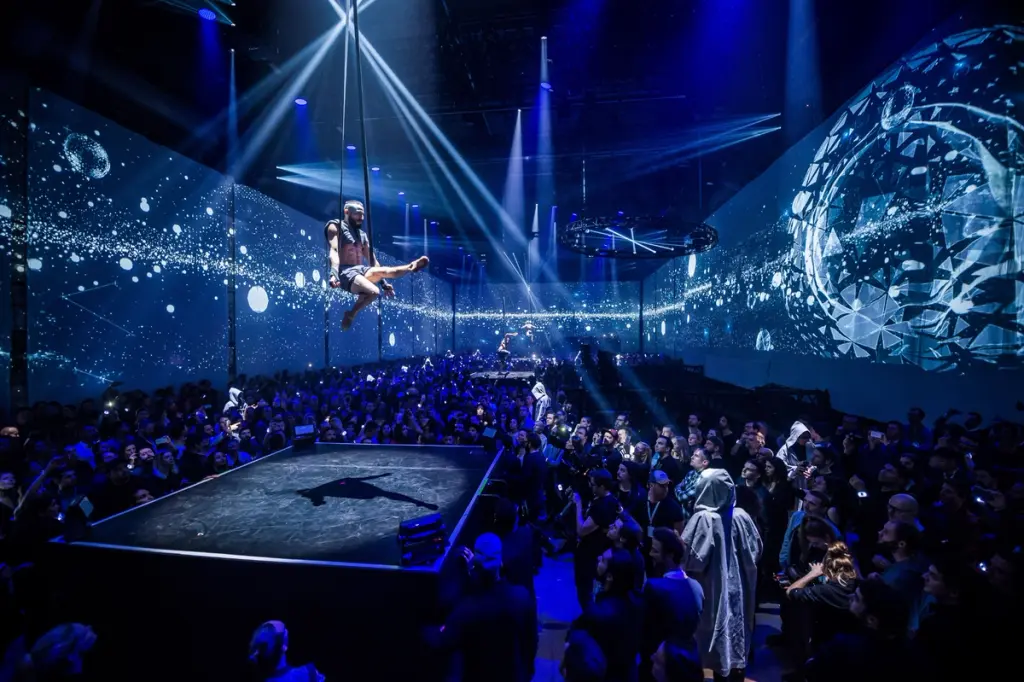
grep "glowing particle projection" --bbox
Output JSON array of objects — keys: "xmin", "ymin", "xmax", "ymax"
[
  {"xmin": 206, "ymin": 207, "xmax": 214, "ymax": 216},
  {"xmin": 239, "ymin": 245, "xmax": 247, "ymax": 255},
  {"xmin": 300, "ymin": 229, "xmax": 306, "ymax": 236},
  {"xmin": 87, "ymin": 201, "xmax": 94, "ymax": 208},
  {"xmin": 389, "ymin": 332, "xmax": 396, "ymax": 347},
  {"xmin": 172, "ymin": 224, "xmax": 182, "ymax": 235},
  {"xmin": 118, "ymin": 258, "xmax": 133, "ymax": 271},
  {"xmin": 27, "ymin": 258, "xmax": 42, "ymax": 271},
  {"xmin": 153, "ymin": 265, "xmax": 162, "ymax": 274},
  {"xmin": 70, "ymin": 254, "xmax": 81, "ymax": 263},
  {"xmin": 880, "ymin": 84, "xmax": 916, "ymax": 130},
  {"xmin": 755, "ymin": 329, "xmax": 773, "ymax": 351},
  {"xmin": 57, "ymin": 211, "xmax": 67, "ymax": 219},
  {"xmin": 247, "ymin": 286, "xmax": 269, "ymax": 313},
  {"xmin": 295, "ymin": 272, "xmax": 305, "ymax": 288},
  {"xmin": 784, "ymin": 25, "xmax": 1024, "ymax": 371},
  {"xmin": 53, "ymin": 164, "xmax": 62, "ymax": 172},
  {"xmin": 140, "ymin": 198, "xmax": 150, "ymax": 212},
  {"xmin": 312, "ymin": 269, "xmax": 321, "ymax": 282},
  {"xmin": 63, "ymin": 133, "xmax": 110, "ymax": 179},
  {"xmin": 688, "ymin": 254, "xmax": 697, "ymax": 278},
  {"xmin": 131, "ymin": 276, "xmax": 139, "ymax": 283},
  {"xmin": 0, "ymin": 205, "xmax": 11, "ymax": 219},
  {"xmin": 77, "ymin": 286, "xmax": 85, "ymax": 292},
  {"xmin": 166, "ymin": 305, "xmax": 175, "ymax": 314},
  {"xmin": 660, "ymin": 320, "xmax": 666, "ymax": 336},
  {"xmin": 585, "ymin": 325, "xmax": 592, "ymax": 332}
]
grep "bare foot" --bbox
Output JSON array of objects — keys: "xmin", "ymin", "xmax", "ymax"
[
  {"xmin": 341, "ymin": 310, "xmax": 356, "ymax": 331},
  {"xmin": 410, "ymin": 256, "xmax": 430, "ymax": 273}
]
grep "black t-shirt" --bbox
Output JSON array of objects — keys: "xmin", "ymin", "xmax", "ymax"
[
  {"xmin": 327, "ymin": 219, "xmax": 368, "ymax": 249},
  {"xmin": 631, "ymin": 495, "xmax": 685, "ymax": 540},
  {"xmin": 578, "ymin": 493, "xmax": 619, "ymax": 556}
]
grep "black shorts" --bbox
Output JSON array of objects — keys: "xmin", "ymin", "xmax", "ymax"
[{"xmin": 339, "ymin": 264, "xmax": 370, "ymax": 293}]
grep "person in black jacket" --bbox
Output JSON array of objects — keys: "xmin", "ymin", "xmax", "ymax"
[
  {"xmin": 493, "ymin": 497, "xmax": 541, "ymax": 598},
  {"xmin": 804, "ymin": 579, "xmax": 917, "ymax": 682},
  {"xmin": 641, "ymin": 529, "xmax": 704, "ymax": 681},
  {"xmin": 784, "ymin": 541, "xmax": 859, "ymax": 673},
  {"xmin": 572, "ymin": 548, "xmax": 643, "ymax": 682},
  {"xmin": 438, "ymin": 533, "xmax": 538, "ymax": 682}
]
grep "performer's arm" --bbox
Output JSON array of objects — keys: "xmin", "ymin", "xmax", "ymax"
[{"xmin": 326, "ymin": 223, "xmax": 342, "ymax": 287}]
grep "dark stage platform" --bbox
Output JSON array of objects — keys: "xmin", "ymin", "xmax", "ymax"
[
  {"xmin": 48, "ymin": 443, "xmax": 499, "ymax": 681},
  {"xmin": 82, "ymin": 443, "xmax": 489, "ymax": 565},
  {"xmin": 470, "ymin": 370, "xmax": 536, "ymax": 382}
]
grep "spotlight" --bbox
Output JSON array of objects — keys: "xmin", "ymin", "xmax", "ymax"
[
  {"xmin": 198, "ymin": 8, "xmax": 217, "ymax": 21},
  {"xmin": 294, "ymin": 98, "xmax": 308, "ymax": 106},
  {"xmin": 371, "ymin": 166, "xmax": 380, "ymax": 172},
  {"xmin": 445, "ymin": 234, "xmax": 451, "ymax": 239},
  {"xmin": 540, "ymin": 82, "xmax": 552, "ymax": 90},
  {"xmin": 398, "ymin": 191, "xmax": 405, "ymax": 197},
  {"xmin": 412, "ymin": 204, "xmax": 419, "ymax": 208}
]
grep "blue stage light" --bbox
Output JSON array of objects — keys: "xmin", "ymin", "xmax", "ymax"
[
  {"xmin": 412, "ymin": 204, "xmax": 419, "ymax": 209},
  {"xmin": 398, "ymin": 192, "xmax": 405, "ymax": 197},
  {"xmin": 371, "ymin": 166, "xmax": 380, "ymax": 172},
  {"xmin": 346, "ymin": 144, "xmax": 356, "ymax": 151},
  {"xmin": 294, "ymin": 98, "xmax": 307, "ymax": 106},
  {"xmin": 541, "ymin": 82, "xmax": 552, "ymax": 90},
  {"xmin": 198, "ymin": 8, "xmax": 217, "ymax": 21}
]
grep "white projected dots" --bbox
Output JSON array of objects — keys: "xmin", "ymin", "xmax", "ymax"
[{"xmin": 247, "ymin": 286, "xmax": 269, "ymax": 313}]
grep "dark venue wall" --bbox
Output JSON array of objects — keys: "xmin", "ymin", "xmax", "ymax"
[
  {"xmin": 643, "ymin": 21, "xmax": 1024, "ymax": 420},
  {"xmin": 454, "ymin": 281, "xmax": 641, "ymax": 355},
  {"xmin": 2, "ymin": 89, "xmax": 452, "ymax": 404}
]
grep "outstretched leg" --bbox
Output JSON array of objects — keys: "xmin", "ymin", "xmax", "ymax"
[
  {"xmin": 364, "ymin": 256, "xmax": 429, "ymax": 283},
  {"xmin": 342, "ymin": 275, "xmax": 379, "ymax": 331}
]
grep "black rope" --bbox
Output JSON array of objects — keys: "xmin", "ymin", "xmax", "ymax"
[{"xmin": 351, "ymin": 0, "xmax": 384, "ymax": 361}]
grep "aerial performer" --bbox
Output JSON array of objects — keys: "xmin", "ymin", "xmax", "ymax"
[{"xmin": 326, "ymin": 200, "xmax": 430, "ymax": 331}]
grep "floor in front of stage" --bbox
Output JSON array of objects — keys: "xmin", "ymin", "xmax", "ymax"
[{"xmin": 84, "ymin": 443, "xmax": 494, "ymax": 566}]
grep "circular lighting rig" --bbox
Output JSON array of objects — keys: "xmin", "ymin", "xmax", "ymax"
[{"xmin": 559, "ymin": 215, "xmax": 718, "ymax": 259}]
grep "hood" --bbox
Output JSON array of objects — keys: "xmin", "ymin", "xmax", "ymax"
[
  {"xmin": 785, "ymin": 421, "xmax": 811, "ymax": 449},
  {"xmin": 693, "ymin": 468, "xmax": 736, "ymax": 515},
  {"xmin": 228, "ymin": 387, "xmax": 243, "ymax": 405}
]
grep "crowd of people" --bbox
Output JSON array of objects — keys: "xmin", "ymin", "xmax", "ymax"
[{"xmin": 0, "ymin": 350, "xmax": 1020, "ymax": 681}]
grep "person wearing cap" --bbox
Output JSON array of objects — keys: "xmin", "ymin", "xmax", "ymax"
[
  {"xmin": 573, "ymin": 468, "xmax": 620, "ymax": 610},
  {"xmin": 440, "ymin": 533, "xmax": 538, "ymax": 682},
  {"xmin": 324, "ymin": 200, "xmax": 430, "ymax": 331},
  {"xmin": 630, "ymin": 470, "xmax": 685, "ymax": 571}
]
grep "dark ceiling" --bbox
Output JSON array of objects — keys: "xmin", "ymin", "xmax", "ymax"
[{"xmin": 1, "ymin": 0, "xmax": 992, "ymax": 282}]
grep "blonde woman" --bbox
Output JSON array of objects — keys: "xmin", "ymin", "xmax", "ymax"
[{"xmin": 785, "ymin": 542, "xmax": 859, "ymax": 662}]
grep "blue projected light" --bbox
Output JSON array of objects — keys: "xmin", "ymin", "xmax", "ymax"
[
  {"xmin": 346, "ymin": 144, "xmax": 356, "ymax": 151},
  {"xmin": 371, "ymin": 166, "xmax": 380, "ymax": 172},
  {"xmin": 198, "ymin": 8, "xmax": 217, "ymax": 21},
  {"xmin": 540, "ymin": 82, "xmax": 552, "ymax": 90},
  {"xmin": 398, "ymin": 192, "xmax": 405, "ymax": 197},
  {"xmin": 294, "ymin": 98, "xmax": 308, "ymax": 106}
]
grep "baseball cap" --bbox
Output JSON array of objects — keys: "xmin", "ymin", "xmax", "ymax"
[
  {"xmin": 650, "ymin": 470, "xmax": 672, "ymax": 486},
  {"xmin": 473, "ymin": 533, "xmax": 503, "ymax": 572}
]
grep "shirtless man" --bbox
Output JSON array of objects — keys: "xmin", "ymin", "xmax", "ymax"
[{"xmin": 326, "ymin": 200, "xmax": 429, "ymax": 331}]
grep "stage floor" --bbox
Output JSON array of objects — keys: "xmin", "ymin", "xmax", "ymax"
[{"xmin": 83, "ymin": 443, "xmax": 494, "ymax": 566}]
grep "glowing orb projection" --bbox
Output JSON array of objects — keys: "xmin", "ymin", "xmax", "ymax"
[
  {"xmin": 247, "ymin": 286, "xmax": 269, "ymax": 313},
  {"xmin": 63, "ymin": 133, "xmax": 111, "ymax": 179},
  {"xmin": 786, "ymin": 25, "xmax": 1024, "ymax": 371}
]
